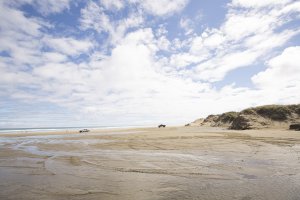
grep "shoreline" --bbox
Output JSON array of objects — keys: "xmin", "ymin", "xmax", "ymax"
[
  {"xmin": 0, "ymin": 125, "xmax": 163, "ymax": 137},
  {"xmin": 0, "ymin": 125, "xmax": 157, "ymax": 134}
]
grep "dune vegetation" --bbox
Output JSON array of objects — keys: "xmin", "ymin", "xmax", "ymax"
[{"xmin": 187, "ymin": 104, "xmax": 300, "ymax": 130}]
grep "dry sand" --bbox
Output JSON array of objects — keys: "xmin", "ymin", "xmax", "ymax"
[{"xmin": 0, "ymin": 126, "xmax": 300, "ymax": 200}]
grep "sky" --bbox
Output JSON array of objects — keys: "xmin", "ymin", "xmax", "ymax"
[{"xmin": 0, "ymin": 0, "xmax": 300, "ymax": 128}]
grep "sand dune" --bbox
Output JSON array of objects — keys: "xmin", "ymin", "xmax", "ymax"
[{"xmin": 186, "ymin": 104, "xmax": 300, "ymax": 130}]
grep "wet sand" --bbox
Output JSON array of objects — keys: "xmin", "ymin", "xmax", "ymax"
[{"xmin": 0, "ymin": 126, "xmax": 300, "ymax": 200}]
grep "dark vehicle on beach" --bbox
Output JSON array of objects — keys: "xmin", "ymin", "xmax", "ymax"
[
  {"xmin": 79, "ymin": 129, "xmax": 90, "ymax": 133},
  {"xmin": 290, "ymin": 124, "xmax": 300, "ymax": 131},
  {"xmin": 158, "ymin": 124, "xmax": 166, "ymax": 128}
]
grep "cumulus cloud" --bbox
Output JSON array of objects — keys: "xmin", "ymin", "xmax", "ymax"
[
  {"xmin": 252, "ymin": 46, "xmax": 300, "ymax": 90},
  {"xmin": 22, "ymin": 28, "xmax": 209, "ymax": 124}
]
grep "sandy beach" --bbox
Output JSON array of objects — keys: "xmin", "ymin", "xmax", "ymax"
[{"xmin": 0, "ymin": 126, "xmax": 300, "ymax": 200}]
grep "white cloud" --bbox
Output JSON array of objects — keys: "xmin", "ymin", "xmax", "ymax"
[
  {"xmin": 111, "ymin": 12, "xmax": 144, "ymax": 44},
  {"xmin": 129, "ymin": 0, "xmax": 189, "ymax": 16},
  {"xmin": 32, "ymin": 0, "xmax": 71, "ymax": 15},
  {"xmin": 222, "ymin": 12, "xmax": 274, "ymax": 40},
  {"xmin": 155, "ymin": 25, "xmax": 168, "ymax": 37},
  {"xmin": 80, "ymin": 1, "xmax": 144, "ymax": 46},
  {"xmin": 170, "ymin": 53, "xmax": 203, "ymax": 69},
  {"xmin": 231, "ymin": 0, "xmax": 292, "ymax": 9},
  {"xmin": 0, "ymin": 1, "xmax": 42, "ymax": 37},
  {"xmin": 8, "ymin": 0, "xmax": 71, "ymax": 15},
  {"xmin": 156, "ymin": 35, "xmax": 171, "ymax": 51},
  {"xmin": 202, "ymin": 30, "xmax": 225, "ymax": 49},
  {"xmin": 279, "ymin": 1, "xmax": 300, "ymax": 15},
  {"xmin": 192, "ymin": 49, "xmax": 260, "ymax": 82},
  {"xmin": 42, "ymin": 52, "xmax": 68, "ymax": 63},
  {"xmin": 180, "ymin": 17, "xmax": 194, "ymax": 35},
  {"xmin": 9, "ymin": 27, "xmax": 208, "ymax": 124},
  {"xmin": 0, "ymin": 1, "xmax": 44, "ymax": 67},
  {"xmin": 80, "ymin": 1, "xmax": 109, "ymax": 32},
  {"xmin": 177, "ymin": 0, "xmax": 300, "ymax": 82},
  {"xmin": 252, "ymin": 46, "xmax": 300, "ymax": 90},
  {"xmin": 43, "ymin": 36, "xmax": 93, "ymax": 56},
  {"xmin": 0, "ymin": 2, "xmax": 92, "ymax": 101},
  {"xmin": 99, "ymin": 0, "xmax": 124, "ymax": 10},
  {"xmin": 243, "ymin": 30, "xmax": 298, "ymax": 52}
]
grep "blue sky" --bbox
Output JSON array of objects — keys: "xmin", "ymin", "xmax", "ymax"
[{"xmin": 0, "ymin": 0, "xmax": 300, "ymax": 128}]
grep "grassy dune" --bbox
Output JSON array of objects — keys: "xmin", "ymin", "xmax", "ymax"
[{"xmin": 187, "ymin": 104, "xmax": 300, "ymax": 130}]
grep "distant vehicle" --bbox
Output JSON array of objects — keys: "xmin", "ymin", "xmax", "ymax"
[
  {"xmin": 289, "ymin": 124, "xmax": 300, "ymax": 131},
  {"xmin": 158, "ymin": 124, "xmax": 166, "ymax": 128},
  {"xmin": 79, "ymin": 129, "xmax": 90, "ymax": 133}
]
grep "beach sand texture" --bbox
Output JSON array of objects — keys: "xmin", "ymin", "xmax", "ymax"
[{"xmin": 0, "ymin": 127, "xmax": 300, "ymax": 200}]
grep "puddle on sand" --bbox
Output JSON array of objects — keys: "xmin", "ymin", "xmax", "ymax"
[
  {"xmin": 1, "ymin": 135, "xmax": 112, "ymax": 157},
  {"xmin": 246, "ymin": 159, "xmax": 273, "ymax": 166},
  {"xmin": 0, "ymin": 130, "xmax": 144, "ymax": 147},
  {"xmin": 238, "ymin": 173, "xmax": 257, "ymax": 179}
]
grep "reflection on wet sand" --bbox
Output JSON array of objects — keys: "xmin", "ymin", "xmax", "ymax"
[{"xmin": 0, "ymin": 127, "xmax": 300, "ymax": 200}]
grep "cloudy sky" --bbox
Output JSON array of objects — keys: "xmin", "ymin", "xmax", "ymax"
[{"xmin": 0, "ymin": 0, "xmax": 300, "ymax": 128}]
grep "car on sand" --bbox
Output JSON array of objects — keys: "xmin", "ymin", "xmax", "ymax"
[
  {"xmin": 158, "ymin": 124, "xmax": 166, "ymax": 128},
  {"xmin": 79, "ymin": 129, "xmax": 90, "ymax": 133}
]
